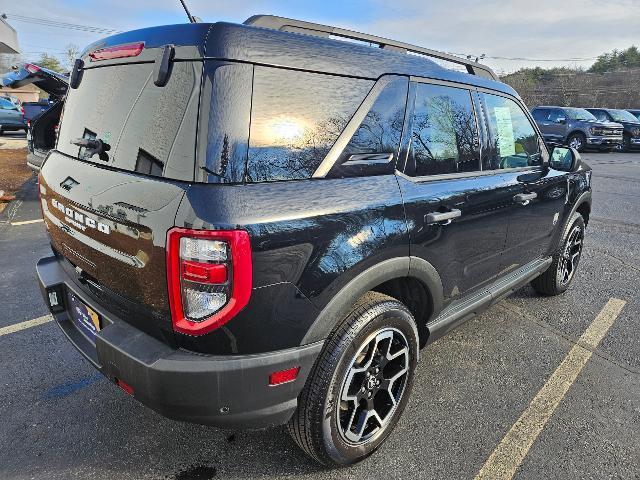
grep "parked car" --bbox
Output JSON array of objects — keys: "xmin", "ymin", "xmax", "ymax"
[
  {"xmin": 35, "ymin": 15, "xmax": 592, "ymax": 466},
  {"xmin": 22, "ymin": 100, "xmax": 54, "ymax": 123},
  {"xmin": 585, "ymin": 108, "xmax": 640, "ymax": 151},
  {"xmin": 1, "ymin": 63, "xmax": 68, "ymax": 169},
  {"xmin": 530, "ymin": 106, "xmax": 623, "ymax": 152},
  {"xmin": 0, "ymin": 96, "xmax": 26, "ymax": 134},
  {"xmin": 627, "ymin": 109, "xmax": 640, "ymax": 122}
]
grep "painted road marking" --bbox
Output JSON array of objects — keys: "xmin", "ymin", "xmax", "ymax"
[
  {"xmin": 475, "ymin": 298, "xmax": 627, "ymax": 480},
  {"xmin": 0, "ymin": 315, "xmax": 52, "ymax": 337},
  {"xmin": 11, "ymin": 218, "xmax": 44, "ymax": 226}
]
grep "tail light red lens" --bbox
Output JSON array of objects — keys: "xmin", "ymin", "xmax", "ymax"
[
  {"xmin": 166, "ymin": 228, "xmax": 252, "ymax": 335},
  {"xmin": 89, "ymin": 42, "xmax": 144, "ymax": 62},
  {"xmin": 25, "ymin": 63, "xmax": 41, "ymax": 74},
  {"xmin": 269, "ymin": 367, "xmax": 300, "ymax": 386}
]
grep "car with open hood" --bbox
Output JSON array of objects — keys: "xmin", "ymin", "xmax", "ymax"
[{"xmin": 1, "ymin": 63, "xmax": 68, "ymax": 170}]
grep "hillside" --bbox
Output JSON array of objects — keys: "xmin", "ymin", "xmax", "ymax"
[{"xmin": 502, "ymin": 47, "xmax": 640, "ymax": 109}]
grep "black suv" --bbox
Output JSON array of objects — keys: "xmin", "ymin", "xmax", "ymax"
[
  {"xmin": 586, "ymin": 108, "xmax": 640, "ymax": 151},
  {"xmin": 36, "ymin": 16, "xmax": 592, "ymax": 466}
]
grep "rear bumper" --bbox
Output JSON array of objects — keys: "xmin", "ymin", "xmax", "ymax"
[
  {"xmin": 37, "ymin": 255, "xmax": 323, "ymax": 429},
  {"xmin": 27, "ymin": 152, "xmax": 44, "ymax": 172}
]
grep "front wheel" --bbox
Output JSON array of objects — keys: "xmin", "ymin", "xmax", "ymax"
[
  {"xmin": 531, "ymin": 212, "xmax": 585, "ymax": 295},
  {"xmin": 288, "ymin": 292, "xmax": 419, "ymax": 466},
  {"xmin": 567, "ymin": 133, "xmax": 586, "ymax": 152}
]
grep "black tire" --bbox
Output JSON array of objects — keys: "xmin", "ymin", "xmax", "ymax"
[
  {"xmin": 288, "ymin": 291, "xmax": 419, "ymax": 466},
  {"xmin": 567, "ymin": 132, "xmax": 586, "ymax": 152},
  {"xmin": 531, "ymin": 212, "xmax": 585, "ymax": 296},
  {"xmin": 623, "ymin": 135, "xmax": 632, "ymax": 152}
]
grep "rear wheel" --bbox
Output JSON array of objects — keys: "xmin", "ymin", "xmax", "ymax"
[
  {"xmin": 531, "ymin": 212, "xmax": 585, "ymax": 295},
  {"xmin": 567, "ymin": 133, "xmax": 586, "ymax": 152},
  {"xmin": 288, "ymin": 292, "xmax": 419, "ymax": 466}
]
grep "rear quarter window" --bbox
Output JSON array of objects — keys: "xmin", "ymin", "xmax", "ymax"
[{"xmin": 246, "ymin": 67, "xmax": 374, "ymax": 182}]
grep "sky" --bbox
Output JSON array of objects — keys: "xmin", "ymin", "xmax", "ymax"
[{"xmin": 2, "ymin": 0, "xmax": 639, "ymax": 74}]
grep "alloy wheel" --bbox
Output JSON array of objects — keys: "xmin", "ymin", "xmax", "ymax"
[
  {"xmin": 569, "ymin": 136, "xmax": 583, "ymax": 150},
  {"xmin": 559, "ymin": 224, "xmax": 583, "ymax": 286},
  {"xmin": 337, "ymin": 327, "xmax": 410, "ymax": 445}
]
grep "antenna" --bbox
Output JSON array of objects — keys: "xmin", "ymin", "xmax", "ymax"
[{"xmin": 178, "ymin": 0, "xmax": 196, "ymax": 23}]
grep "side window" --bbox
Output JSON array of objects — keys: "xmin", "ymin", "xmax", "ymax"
[
  {"xmin": 548, "ymin": 109, "xmax": 565, "ymax": 123},
  {"xmin": 592, "ymin": 110, "xmax": 609, "ymax": 122},
  {"xmin": 532, "ymin": 108, "xmax": 550, "ymax": 122},
  {"xmin": 340, "ymin": 77, "xmax": 408, "ymax": 161},
  {"xmin": 481, "ymin": 93, "xmax": 542, "ymax": 170},
  {"xmin": 246, "ymin": 67, "xmax": 374, "ymax": 182},
  {"xmin": 409, "ymin": 83, "xmax": 479, "ymax": 177}
]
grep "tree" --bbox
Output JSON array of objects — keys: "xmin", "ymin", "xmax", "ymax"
[
  {"xmin": 64, "ymin": 44, "xmax": 80, "ymax": 70},
  {"xmin": 589, "ymin": 46, "xmax": 640, "ymax": 73},
  {"xmin": 34, "ymin": 53, "xmax": 64, "ymax": 73}
]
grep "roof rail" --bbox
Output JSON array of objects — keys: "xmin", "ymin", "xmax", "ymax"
[{"xmin": 244, "ymin": 15, "xmax": 499, "ymax": 81}]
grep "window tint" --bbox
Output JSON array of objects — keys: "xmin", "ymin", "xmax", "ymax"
[
  {"xmin": 340, "ymin": 77, "xmax": 408, "ymax": 161},
  {"xmin": 481, "ymin": 93, "xmax": 542, "ymax": 170},
  {"xmin": 246, "ymin": 67, "xmax": 373, "ymax": 182},
  {"xmin": 409, "ymin": 83, "xmax": 479, "ymax": 176},
  {"xmin": 57, "ymin": 60, "xmax": 201, "ymax": 181},
  {"xmin": 548, "ymin": 109, "xmax": 565, "ymax": 122},
  {"xmin": 590, "ymin": 110, "xmax": 609, "ymax": 122},
  {"xmin": 531, "ymin": 108, "xmax": 550, "ymax": 122},
  {"xmin": 197, "ymin": 61, "xmax": 252, "ymax": 183}
]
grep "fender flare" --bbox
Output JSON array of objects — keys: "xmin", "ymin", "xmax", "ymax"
[
  {"xmin": 569, "ymin": 190, "xmax": 592, "ymax": 225},
  {"xmin": 301, "ymin": 256, "xmax": 443, "ymax": 345}
]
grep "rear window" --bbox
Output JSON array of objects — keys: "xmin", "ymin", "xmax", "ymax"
[
  {"xmin": 57, "ymin": 60, "xmax": 201, "ymax": 181},
  {"xmin": 245, "ymin": 67, "xmax": 373, "ymax": 182}
]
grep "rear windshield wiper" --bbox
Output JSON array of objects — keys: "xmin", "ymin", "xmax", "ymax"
[{"xmin": 71, "ymin": 137, "xmax": 110, "ymax": 159}]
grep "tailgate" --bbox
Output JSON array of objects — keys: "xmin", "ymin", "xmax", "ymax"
[{"xmin": 39, "ymin": 152, "xmax": 187, "ymax": 333}]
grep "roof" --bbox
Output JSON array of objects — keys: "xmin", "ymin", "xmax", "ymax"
[{"xmin": 81, "ymin": 19, "xmax": 517, "ymax": 97}]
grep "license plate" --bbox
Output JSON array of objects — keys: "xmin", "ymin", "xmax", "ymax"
[{"xmin": 68, "ymin": 292, "xmax": 101, "ymax": 338}]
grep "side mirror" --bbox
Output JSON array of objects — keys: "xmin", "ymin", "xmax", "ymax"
[
  {"xmin": 556, "ymin": 117, "xmax": 567, "ymax": 124},
  {"xmin": 550, "ymin": 146, "xmax": 578, "ymax": 172}
]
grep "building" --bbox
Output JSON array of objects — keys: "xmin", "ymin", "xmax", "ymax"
[
  {"xmin": 0, "ymin": 14, "xmax": 20, "ymax": 54},
  {"xmin": 0, "ymin": 83, "xmax": 41, "ymax": 103}
]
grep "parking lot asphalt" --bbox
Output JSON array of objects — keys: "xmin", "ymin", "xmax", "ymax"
[{"xmin": 1, "ymin": 152, "xmax": 639, "ymax": 480}]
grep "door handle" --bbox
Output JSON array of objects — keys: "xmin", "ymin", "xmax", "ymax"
[
  {"xmin": 513, "ymin": 192, "xmax": 537, "ymax": 205},
  {"xmin": 425, "ymin": 208, "xmax": 462, "ymax": 225}
]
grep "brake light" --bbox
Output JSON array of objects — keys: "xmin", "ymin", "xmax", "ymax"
[
  {"xmin": 89, "ymin": 42, "xmax": 144, "ymax": 62},
  {"xmin": 25, "ymin": 63, "xmax": 40, "ymax": 74},
  {"xmin": 166, "ymin": 228, "xmax": 252, "ymax": 335}
]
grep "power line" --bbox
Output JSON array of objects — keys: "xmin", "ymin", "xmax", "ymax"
[{"xmin": 5, "ymin": 13, "xmax": 121, "ymax": 35}]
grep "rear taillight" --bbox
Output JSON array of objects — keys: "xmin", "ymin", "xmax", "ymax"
[
  {"xmin": 89, "ymin": 42, "xmax": 144, "ymax": 62},
  {"xmin": 166, "ymin": 228, "xmax": 252, "ymax": 335},
  {"xmin": 25, "ymin": 63, "xmax": 41, "ymax": 74}
]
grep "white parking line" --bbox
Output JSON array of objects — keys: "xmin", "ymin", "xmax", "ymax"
[
  {"xmin": 475, "ymin": 298, "xmax": 627, "ymax": 480},
  {"xmin": 0, "ymin": 315, "xmax": 52, "ymax": 337},
  {"xmin": 11, "ymin": 218, "xmax": 44, "ymax": 226}
]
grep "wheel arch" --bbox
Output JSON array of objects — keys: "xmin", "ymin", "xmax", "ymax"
[
  {"xmin": 571, "ymin": 190, "xmax": 592, "ymax": 228},
  {"xmin": 300, "ymin": 257, "xmax": 444, "ymax": 348},
  {"xmin": 566, "ymin": 129, "xmax": 587, "ymax": 142}
]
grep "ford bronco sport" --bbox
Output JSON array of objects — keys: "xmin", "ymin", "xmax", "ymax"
[{"xmin": 36, "ymin": 15, "xmax": 592, "ymax": 466}]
